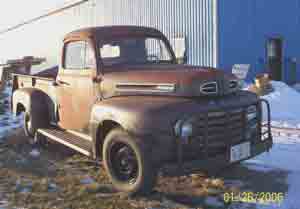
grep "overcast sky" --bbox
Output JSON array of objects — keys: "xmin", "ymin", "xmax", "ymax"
[{"xmin": 0, "ymin": 0, "xmax": 65, "ymax": 30}]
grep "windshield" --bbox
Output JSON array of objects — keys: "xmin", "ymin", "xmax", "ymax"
[{"xmin": 99, "ymin": 37, "xmax": 174, "ymax": 66}]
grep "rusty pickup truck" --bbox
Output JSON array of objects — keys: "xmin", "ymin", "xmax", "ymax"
[{"xmin": 11, "ymin": 26, "xmax": 273, "ymax": 195}]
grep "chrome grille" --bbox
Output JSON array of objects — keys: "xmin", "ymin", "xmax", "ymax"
[{"xmin": 200, "ymin": 82, "xmax": 218, "ymax": 95}]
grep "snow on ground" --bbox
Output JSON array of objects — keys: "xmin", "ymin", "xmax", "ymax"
[
  {"xmin": 226, "ymin": 135, "xmax": 300, "ymax": 209},
  {"xmin": 245, "ymin": 81, "xmax": 300, "ymax": 129},
  {"xmin": 226, "ymin": 81, "xmax": 300, "ymax": 208},
  {"xmin": 0, "ymin": 86, "xmax": 22, "ymax": 142},
  {"xmin": 248, "ymin": 136, "xmax": 300, "ymax": 209}
]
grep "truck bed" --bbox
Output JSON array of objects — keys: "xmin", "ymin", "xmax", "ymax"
[
  {"xmin": 12, "ymin": 66, "xmax": 58, "ymax": 92},
  {"xmin": 32, "ymin": 66, "xmax": 58, "ymax": 79}
]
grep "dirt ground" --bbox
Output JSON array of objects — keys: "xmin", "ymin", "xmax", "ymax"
[{"xmin": 0, "ymin": 129, "xmax": 285, "ymax": 209}]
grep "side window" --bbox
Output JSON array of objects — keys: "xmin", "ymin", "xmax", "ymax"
[
  {"xmin": 145, "ymin": 38, "xmax": 171, "ymax": 61},
  {"xmin": 65, "ymin": 41, "xmax": 85, "ymax": 69},
  {"xmin": 64, "ymin": 41, "xmax": 95, "ymax": 69}
]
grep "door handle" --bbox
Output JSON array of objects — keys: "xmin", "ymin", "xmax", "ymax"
[
  {"xmin": 52, "ymin": 80, "xmax": 70, "ymax": 86},
  {"xmin": 57, "ymin": 80, "xmax": 70, "ymax": 86}
]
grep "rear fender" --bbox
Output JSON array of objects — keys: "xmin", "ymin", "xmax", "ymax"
[{"xmin": 12, "ymin": 88, "xmax": 51, "ymax": 128}]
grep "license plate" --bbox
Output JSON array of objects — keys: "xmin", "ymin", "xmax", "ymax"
[{"xmin": 230, "ymin": 142, "xmax": 251, "ymax": 163}]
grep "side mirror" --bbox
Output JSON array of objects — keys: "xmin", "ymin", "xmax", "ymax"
[
  {"xmin": 172, "ymin": 37, "xmax": 187, "ymax": 64},
  {"xmin": 176, "ymin": 53, "xmax": 187, "ymax": 64}
]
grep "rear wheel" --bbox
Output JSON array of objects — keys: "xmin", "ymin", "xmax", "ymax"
[
  {"xmin": 23, "ymin": 112, "xmax": 36, "ymax": 138},
  {"xmin": 23, "ymin": 112, "xmax": 47, "ymax": 146},
  {"xmin": 103, "ymin": 128, "xmax": 157, "ymax": 195}
]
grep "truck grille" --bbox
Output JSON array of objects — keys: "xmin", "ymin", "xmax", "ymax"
[{"xmin": 189, "ymin": 108, "xmax": 247, "ymax": 149}]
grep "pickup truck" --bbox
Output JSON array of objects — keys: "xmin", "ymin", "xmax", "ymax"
[{"xmin": 11, "ymin": 26, "xmax": 273, "ymax": 195}]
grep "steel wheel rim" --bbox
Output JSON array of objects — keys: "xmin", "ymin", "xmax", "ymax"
[
  {"xmin": 110, "ymin": 142, "xmax": 138, "ymax": 184},
  {"xmin": 25, "ymin": 114, "xmax": 32, "ymax": 132}
]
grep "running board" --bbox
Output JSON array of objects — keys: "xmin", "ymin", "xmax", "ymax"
[{"xmin": 37, "ymin": 128, "xmax": 92, "ymax": 157}]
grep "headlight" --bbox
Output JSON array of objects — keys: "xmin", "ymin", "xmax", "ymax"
[
  {"xmin": 174, "ymin": 120, "xmax": 193, "ymax": 138},
  {"xmin": 246, "ymin": 123, "xmax": 258, "ymax": 139},
  {"xmin": 247, "ymin": 112, "xmax": 257, "ymax": 121},
  {"xmin": 247, "ymin": 105, "xmax": 257, "ymax": 121},
  {"xmin": 181, "ymin": 122, "xmax": 193, "ymax": 138}
]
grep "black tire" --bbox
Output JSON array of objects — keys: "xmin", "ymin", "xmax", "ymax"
[
  {"xmin": 23, "ymin": 112, "xmax": 36, "ymax": 138},
  {"xmin": 103, "ymin": 128, "xmax": 157, "ymax": 195}
]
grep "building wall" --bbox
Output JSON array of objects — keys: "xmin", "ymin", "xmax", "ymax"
[
  {"xmin": 0, "ymin": 0, "xmax": 94, "ymax": 71},
  {"xmin": 1, "ymin": 0, "xmax": 300, "ymax": 81},
  {"xmin": 95, "ymin": 0, "xmax": 218, "ymax": 67},
  {"xmin": 218, "ymin": 0, "xmax": 300, "ymax": 81},
  {"xmin": 0, "ymin": 0, "xmax": 218, "ymax": 70}
]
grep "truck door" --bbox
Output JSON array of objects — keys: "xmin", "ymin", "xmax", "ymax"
[{"xmin": 57, "ymin": 40, "xmax": 97, "ymax": 134}]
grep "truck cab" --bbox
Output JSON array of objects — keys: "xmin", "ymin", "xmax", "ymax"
[{"xmin": 12, "ymin": 26, "xmax": 273, "ymax": 195}]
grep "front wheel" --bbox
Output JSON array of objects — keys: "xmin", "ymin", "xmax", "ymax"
[{"xmin": 103, "ymin": 128, "xmax": 157, "ymax": 195}]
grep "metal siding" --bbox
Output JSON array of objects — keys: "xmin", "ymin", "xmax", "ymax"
[
  {"xmin": 95, "ymin": 0, "xmax": 217, "ymax": 67},
  {"xmin": 0, "ymin": 0, "xmax": 94, "ymax": 70},
  {"xmin": 0, "ymin": 0, "xmax": 217, "ymax": 69}
]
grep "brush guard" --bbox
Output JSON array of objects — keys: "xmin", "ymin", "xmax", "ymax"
[
  {"xmin": 175, "ymin": 99, "xmax": 273, "ymax": 172},
  {"xmin": 260, "ymin": 99, "xmax": 272, "ymax": 142}
]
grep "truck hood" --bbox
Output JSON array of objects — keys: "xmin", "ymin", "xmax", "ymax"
[{"xmin": 101, "ymin": 64, "xmax": 239, "ymax": 98}]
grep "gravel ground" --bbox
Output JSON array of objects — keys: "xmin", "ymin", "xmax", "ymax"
[
  {"xmin": 0, "ymin": 128, "xmax": 293, "ymax": 209},
  {"xmin": 0, "ymin": 129, "xmax": 250, "ymax": 209}
]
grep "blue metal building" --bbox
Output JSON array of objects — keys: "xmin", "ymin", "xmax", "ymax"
[{"xmin": 0, "ymin": 0, "xmax": 299, "ymax": 81}]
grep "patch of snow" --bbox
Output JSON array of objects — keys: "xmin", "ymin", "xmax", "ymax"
[
  {"xmin": 0, "ymin": 86, "xmax": 23, "ymax": 141},
  {"xmin": 15, "ymin": 180, "xmax": 33, "ymax": 194},
  {"xmin": 19, "ymin": 187, "xmax": 32, "ymax": 194},
  {"xmin": 242, "ymin": 135, "xmax": 300, "ymax": 209},
  {"xmin": 224, "ymin": 180, "xmax": 245, "ymax": 188},
  {"xmin": 204, "ymin": 196, "xmax": 224, "ymax": 208},
  {"xmin": 244, "ymin": 162, "xmax": 277, "ymax": 173},
  {"xmin": 48, "ymin": 183, "xmax": 58, "ymax": 192},
  {"xmin": 80, "ymin": 177, "xmax": 95, "ymax": 185},
  {"xmin": 247, "ymin": 136, "xmax": 300, "ymax": 172},
  {"xmin": 29, "ymin": 149, "xmax": 40, "ymax": 158},
  {"xmin": 280, "ymin": 173, "xmax": 300, "ymax": 209},
  {"xmin": 0, "ymin": 200, "xmax": 9, "ymax": 209},
  {"xmin": 292, "ymin": 83, "xmax": 300, "ymax": 92},
  {"xmin": 16, "ymin": 158, "xmax": 28, "ymax": 165},
  {"xmin": 260, "ymin": 81, "xmax": 300, "ymax": 128}
]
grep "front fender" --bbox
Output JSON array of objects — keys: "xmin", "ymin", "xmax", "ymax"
[
  {"xmin": 89, "ymin": 98, "xmax": 177, "ymax": 160},
  {"xmin": 90, "ymin": 99, "xmax": 175, "ymax": 136}
]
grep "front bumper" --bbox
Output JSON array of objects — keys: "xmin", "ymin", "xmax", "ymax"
[{"xmin": 163, "ymin": 137, "xmax": 273, "ymax": 174}]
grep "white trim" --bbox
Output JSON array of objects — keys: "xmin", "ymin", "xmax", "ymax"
[
  {"xmin": 213, "ymin": 0, "xmax": 219, "ymax": 68},
  {"xmin": 38, "ymin": 129, "xmax": 91, "ymax": 156},
  {"xmin": 67, "ymin": 130, "xmax": 92, "ymax": 141},
  {"xmin": 116, "ymin": 83, "xmax": 176, "ymax": 93},
  {"xmin": 200, "ymin": 81, "xmax": 218, "ymax": 95}
]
